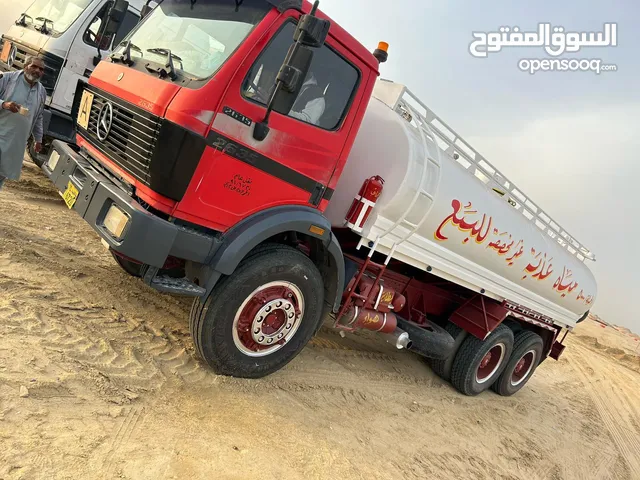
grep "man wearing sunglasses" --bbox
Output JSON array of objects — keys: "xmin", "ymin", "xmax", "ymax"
[{"xmin": 0, "ymin": 55, "xmax": 46, "ymax": 191}]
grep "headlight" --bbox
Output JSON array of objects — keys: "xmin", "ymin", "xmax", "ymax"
[
  {"xmin": 47, "ymin": 150, "xmax": 60, "ymax": 170},
  {"xmin": 103, "ymin": 204, "xmax": 130, "ymax": 239}
]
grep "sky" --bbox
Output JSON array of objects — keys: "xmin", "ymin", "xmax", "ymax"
[
  {"xmin": 316, "ymin": 0, "xmax": 639, "ymax": 329},
  {"xmin": 1, "ymin": 0, "xmax": 638, "ymax": 329}
]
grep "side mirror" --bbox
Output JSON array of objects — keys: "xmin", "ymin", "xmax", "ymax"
[
  {"xmin": 253, "ymin": 0, "xmax": 328, "ymax": 141},
  {"xmin": 270, "ymin": 44, "xmax": 314, "ymax": 115},
  {"xmin": 294, "ymin": 13, "xmax": 330, "ymax": 48},
  {"xmin": 104, "ymin": 0, "xmax": 129, "ymax": 37}
]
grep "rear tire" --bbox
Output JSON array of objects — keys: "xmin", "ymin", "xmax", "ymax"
[
  {"xmin": 190, "ymin": 244, "xmax": 324, "ymax": 378},
  {"xmin": 491, "ymin": 330, "xmax": 543, "ymax": 396},
  {"xmin": 450, "ymin": 323, "xmax": 514, "ymax": 396},
  {"xmin": 430, "ymin": 322, "xmax": 467, "ymax": 381}
]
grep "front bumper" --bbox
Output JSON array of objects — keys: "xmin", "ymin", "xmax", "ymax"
[{"xmin": 42, "ymin": 140, "xmax": 217, "ymax": 268}]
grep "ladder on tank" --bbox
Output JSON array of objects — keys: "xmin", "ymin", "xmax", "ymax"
[
  {"xmin": 334, "ymin": 93, "xmax": 443, "ymax": 331},
  {"xmin": 357, "ymin": 86, "xmax": 443, "ymax": 266},
  {"xmin": 370, "ymin": 79, "xmax": 596, "ymax": 264}
]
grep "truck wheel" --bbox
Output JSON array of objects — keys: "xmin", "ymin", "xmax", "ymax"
[
  {"xmin": 190, "ymin": 244, "xmax": 324, "ymax": 378},
  {"xmin": 450, "ymin": 324, "xmax": 514, "ymax": 396},
  {"xmin": 491, "ymin": 330, "xmax": 543, "ymax": 396},
  {"xmin": 110, "ymin": 250, "xmax": 143, "ymax": 277},
  {"xmin": 430, "ymin": 322, "xmax": 467, "ymax": 381}
]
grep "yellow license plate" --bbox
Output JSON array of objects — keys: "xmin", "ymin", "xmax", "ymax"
[
  {"xmin": 0, "ymin": 42, "xmax": 11, "ymax": 63},
  {"xmin": 62, "ymin": 181, "xmax": 79, "ymax": 209},
  {"xmin": 77, "ymin": 90, "xmax": 95, "ymax": 130}
]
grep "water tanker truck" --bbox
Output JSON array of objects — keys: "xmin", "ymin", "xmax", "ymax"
[{"xmin": 40, "ymin": 0, "xmax": 597, "ymax": 396}]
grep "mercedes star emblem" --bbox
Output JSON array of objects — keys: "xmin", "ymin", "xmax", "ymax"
[{"xmin": 96, "ymin": 102, "xmax": 113, "ymax": 141}]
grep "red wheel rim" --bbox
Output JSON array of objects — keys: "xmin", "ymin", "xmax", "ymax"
[
  {"xmin": 510, "ymin": 350, "xmax": 536, "ymax": 386},
  {"xmin": 475, "ymin": 343, "xmax": 506, "ymax": 384},
  {"xmin": 232, "ymin": 281, "xmax": 304, "ymax": 357}
]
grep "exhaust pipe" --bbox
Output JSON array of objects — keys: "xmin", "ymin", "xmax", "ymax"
[
  {"xmin": 381, "ymin": 328, "xmax": 412, "ymax": 349},
  {"xmin": 396, "ymin": 317, "xmax": 455, "ymax": 360}
]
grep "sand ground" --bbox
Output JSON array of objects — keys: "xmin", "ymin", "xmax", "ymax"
[{"xmin": 1, "ymin": 162, "xmax": 639, "ymax": 480}]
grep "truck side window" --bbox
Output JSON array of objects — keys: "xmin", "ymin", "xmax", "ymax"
[
  {"xmin": 84, "ymin": 9, "xmax": 139, "ymax": 50},
  {"xmin": 242, "ymin": 21, "xmax": 360, "ymax": 131},
  {"xmin": 84, "ymin": 5, "xmax": 113, "ymax": 50}
]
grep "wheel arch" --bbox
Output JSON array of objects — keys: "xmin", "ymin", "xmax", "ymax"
[{"xmin": 202, "ymin": 206, "xmax": 345, "ymax": 314}]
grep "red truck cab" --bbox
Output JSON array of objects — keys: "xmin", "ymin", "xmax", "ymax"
[{"xmin": 74, "ymin": 0, "xmax": 377, "ymax": 227}]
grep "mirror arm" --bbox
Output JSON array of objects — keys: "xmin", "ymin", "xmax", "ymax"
[
  {"xmin": 253, "ymin": 3, "xmax": 317, "ymax": 141},
  {"xmin": 140, "ymin": 0, "xmax": 156, "ymax": 19},
  {"xmin": 252, "ymin": 1, "xmax": 322, "ymax": 141},
  {"xmin": 253, "ymin": 37, "xmax": 304, "ymax": 141},
  {"xmin": 94, "ymin": 0, "xmax": 117, "ymax": 64}
]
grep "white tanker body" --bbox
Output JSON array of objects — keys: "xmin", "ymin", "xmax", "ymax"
[{"xmin": 326, "ymin": 79, "xmax": 597, "ymax": 330}]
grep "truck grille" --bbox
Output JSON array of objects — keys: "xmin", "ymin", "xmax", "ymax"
[
  {"xmin": 82, "ymin": 86, "xmax": 162, "ymax": 187},
  {"xmin": 0, "ymin": 36, "xmax": 63, "ymax": 96}
]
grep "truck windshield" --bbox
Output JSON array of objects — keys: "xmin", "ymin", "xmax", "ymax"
[
  {"xmin": 23, "ymin": 0, "xmax": 93, "ymax": 35},
  {"xmin": 118, "ymin": 0, "xmax": 270, "ymax": 80}
]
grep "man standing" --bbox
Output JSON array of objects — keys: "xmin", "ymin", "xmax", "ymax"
[{"xmin": 0, "ymin": 56, "xmax": 46, "ymax": 191}]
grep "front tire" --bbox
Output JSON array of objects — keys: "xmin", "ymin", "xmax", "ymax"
[
  {"xmin": 27, "ymin": 135, "xmax": 48, "ymax": 168},
  {"xmin": 110, "ymin": 250, "xmax": 143, "ymax": 277},
  {"xmin": 190, "ymin": 244, "xmax": 324, "ymax": 378},
  {"xmin": 450, "ymin": 323, "xmax": 514, "ymax": 396},
  {"xmin": 491, "ymin": 330, "xmax": 543, "ymax": 396}
]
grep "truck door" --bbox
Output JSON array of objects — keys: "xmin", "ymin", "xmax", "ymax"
[{"xmin": 191, "ymin": 15, "xmax": 369, "ymax": 230}]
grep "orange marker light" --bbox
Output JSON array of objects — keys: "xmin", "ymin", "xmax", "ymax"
[
  {"xmin": 309, "ymin": 225, "xmax": 325, "ymax": 236},
  {"xmin": 374, "ymin": 42, "xmax": 389, "ymax": 63}
]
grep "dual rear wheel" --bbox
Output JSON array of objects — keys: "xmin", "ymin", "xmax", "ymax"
[
  {"xmin": 435, "ymin": 323, "xmax": 544, "ymax": 396},
  {"xmin": 491, "ymin": 330, "xmax": 544, "ymax": 396}
]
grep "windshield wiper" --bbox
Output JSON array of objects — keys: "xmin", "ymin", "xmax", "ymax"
[
  {"xmin": 34, "ymin": 17, "xmax": 54, "ymax": 35},
  {"xmin": 114, "ymin": 40, "xmax": 143, "ymax": 66},
  {"xmin": 15, "ymin": 13, "xmax": 33, "ymax": 27},
  {"xmin": 145, "ymin": 48, "xmax": 183, "ymax": 81}
]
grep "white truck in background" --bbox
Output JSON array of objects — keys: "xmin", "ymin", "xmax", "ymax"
[{"xmin": 0, "ymin": 0, "xmax": 151, "ymax": 164}]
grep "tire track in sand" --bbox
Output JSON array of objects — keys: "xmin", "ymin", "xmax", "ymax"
[{"xmin": 569, "ymin": 345, "xmax": 640, "ymax": 478}]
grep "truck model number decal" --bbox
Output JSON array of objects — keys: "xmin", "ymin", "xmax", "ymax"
[{"xmin": 223, "ymin": 106, "xmax": 252, "ymax": 127}]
